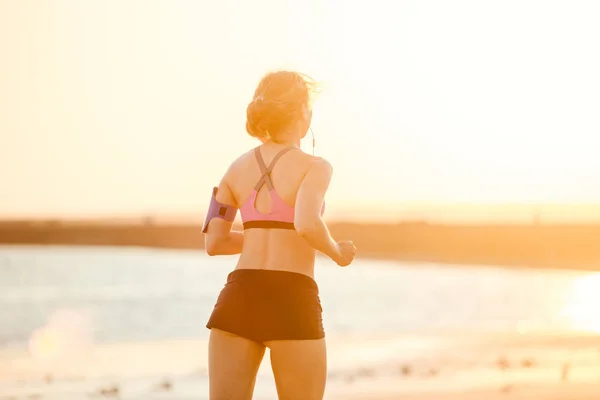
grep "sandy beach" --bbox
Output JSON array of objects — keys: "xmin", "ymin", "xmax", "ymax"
[
  {"xmin": 345, "ymin": 384, "xmax": 600, "ymax": 400},
  {"xmin": 328, "ymin": 332, "xmax": 600, "ymax": 400},
  {"xmin": 2, "ymin": 331, "xmax": 600, "ymax": 400}
]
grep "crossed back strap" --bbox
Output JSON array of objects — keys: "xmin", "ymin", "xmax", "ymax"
[{"xmin": 253, "ymin": 146, "xmax": 298, "ymax": 191}]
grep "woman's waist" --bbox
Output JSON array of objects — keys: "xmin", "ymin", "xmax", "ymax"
[
  {"xmin": 238, "ymin": 239, "xmax": 315, "ymax": 267},
  {"xmin": 224, "ymin": 267, "xmax": 319, "ymax": 293},
  {"xmin": 233, "ymin": 264, "xmax": 315, "ymax": 281}
]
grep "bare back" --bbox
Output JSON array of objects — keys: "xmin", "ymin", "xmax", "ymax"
[{"xmin": 219, "ymin": 144, "xmax": 325, "ymax": 278}]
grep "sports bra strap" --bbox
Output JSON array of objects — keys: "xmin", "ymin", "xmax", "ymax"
[
  {"xmin": 254, "ymin": 147, "xmax": 272, "ymax": 190},
  {"xmin": 253, "ymin": 146, "xmax": 298, "ymax": 191}
]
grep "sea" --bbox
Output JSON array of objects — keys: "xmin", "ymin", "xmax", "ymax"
[{"xmin": 1, "ymin": 245, "xmax": 599, "ymax": 399}]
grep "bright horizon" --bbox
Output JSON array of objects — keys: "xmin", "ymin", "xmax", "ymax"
[{"xmin": 2, "ymin": 0, "xmax": 600, "ymax": 222}]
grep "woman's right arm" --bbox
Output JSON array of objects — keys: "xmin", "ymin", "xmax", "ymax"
[{"xmin": 294, "ymin": 158, "xmax": 341, "ymax": 263}]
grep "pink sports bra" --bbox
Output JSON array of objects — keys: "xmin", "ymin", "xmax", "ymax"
[{"xmin": 240, "ymin": 146, "xmax": 325, "ymax": 230}]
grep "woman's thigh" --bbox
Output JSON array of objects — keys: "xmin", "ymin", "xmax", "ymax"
[
  {"xmin": 266, "ymin": 338, "xmax": 327, "ymax": 400},
  {"xmin": 208, "ymin": 328, "xmax": 266, "ymax": 400}
]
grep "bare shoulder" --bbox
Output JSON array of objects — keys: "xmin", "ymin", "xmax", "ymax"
[
  {"xmin": 233, "ymin": 147, "xmax": 257, "ymax": 166},
  {"xmin": 305, "ymin": 155, "xmax": 333, "ymax": 176},
  {"xmin": 222, "ymin": 148, "xmax": 256, "ymax": 178},
  {"xmin": 300, "ymin": 155, "xmax": 333, "ymax": 188}
]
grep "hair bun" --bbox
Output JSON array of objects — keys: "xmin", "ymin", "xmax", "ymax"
[
  {"xmin": 246, "ymin": 99, "xmax": 269, "ymax": 140},
  {"xmin": 245, "ymin": 71, "xmax": 319, "ymax": 142}
]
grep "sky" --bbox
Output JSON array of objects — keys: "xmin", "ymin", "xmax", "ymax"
[{"xmin": 1, "ymin": 0, "xmax": 600, "ymax": 221}]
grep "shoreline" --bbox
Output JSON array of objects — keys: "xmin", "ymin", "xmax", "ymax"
[
  {"xmin": 2, "ymin": 242, "xmax": 599, "ymax": 275},
  {"xmin": 2, "ymin": 217, "xmax": 600, "ymax": 271}
]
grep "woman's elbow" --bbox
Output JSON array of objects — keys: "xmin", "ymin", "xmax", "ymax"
[
  {"xmin": 205, "ymin": 237, "xmax": 221, "ymax": 256},
  {"xmin": 205, "ymin": 245, "xmax": 218, "ymax": 257}
]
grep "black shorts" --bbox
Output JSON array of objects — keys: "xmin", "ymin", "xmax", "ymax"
[{"xmin": 206, "ymin": 269, "xmax": 325, "ymax": 343}]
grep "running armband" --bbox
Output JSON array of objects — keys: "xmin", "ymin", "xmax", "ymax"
[{"xmin": 202, "ymin": 187, "xmax": 238, "ymax": 233}]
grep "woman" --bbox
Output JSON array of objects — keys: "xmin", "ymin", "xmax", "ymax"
[{"xmin": 202, "ymin": 70, "xmax": 356, "ymax": 400}]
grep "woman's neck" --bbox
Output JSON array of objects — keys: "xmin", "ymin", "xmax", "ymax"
[{"xmin": 266, "ymin": 136, "xmax": 301, "ymax": 148}]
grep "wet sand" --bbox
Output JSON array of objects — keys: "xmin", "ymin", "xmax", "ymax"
[
  {"xmin": 1, "ymin": 331, "xmax": 600, "ymax": 399},
  {"xmin": 329, "ymin": 332, "xmax": 600, "ymax": 400},
  {"xmin": 343, "ymin": 384, "xmax": 600, "ymax": 400}
]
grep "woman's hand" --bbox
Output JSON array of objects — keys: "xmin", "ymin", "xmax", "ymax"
[{"xmin": 334, "ymin": 240, "xmax": 356, "ymax": 267}]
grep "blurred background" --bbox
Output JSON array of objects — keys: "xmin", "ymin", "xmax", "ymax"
[{"xmin": 2, "ymin": 1, "xmax": 600, "ymax": 399}]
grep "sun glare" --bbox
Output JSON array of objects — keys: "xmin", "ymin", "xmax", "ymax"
[
  {"xmin": 28, "ymin": 309, "xmax": 93, "ymax": 360},
  {"xmin": 1, "ymin": 0, "xmax": 600, "ymax": 216},
  {"xmin": 562, "ymin": 273, "xmax": 600, "ymax": 333},
  {"xmin": 29, "ymin": 326, "xmax": 65, "ymax": 360}
]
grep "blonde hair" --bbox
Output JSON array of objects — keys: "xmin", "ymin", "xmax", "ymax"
[{"xmin": 246, "ymin": 71, "xmax": 321, "ymax": 142}]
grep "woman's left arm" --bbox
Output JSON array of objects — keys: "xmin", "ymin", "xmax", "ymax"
[{"xmin": 202, "ymin": 177, "xmax": 244, "ymax": 256}]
